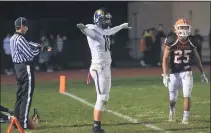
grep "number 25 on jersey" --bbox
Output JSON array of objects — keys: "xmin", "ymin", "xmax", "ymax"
[{"xmin": 174, "ymin": 50, "xmax": 191, "ymax": 64}]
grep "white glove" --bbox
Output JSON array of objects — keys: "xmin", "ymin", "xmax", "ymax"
[
  {"xmin": 162, "ymin": 74, "xmax": 170, "ymax": 88},
  {"xmin": 77, "ymin": 23, "xmax": 86, "ymax": 30},
  {"xmin": 201, "ymin": 73, "xmax": 209, "ymax": 84},
  {"xmin": 121, "ymin": 23, "xmax": 132, "ymax": 29}
]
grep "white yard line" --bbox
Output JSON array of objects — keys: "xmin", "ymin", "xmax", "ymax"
[{"xmin": 63, "ymin": 92, "xmax": 170, "ymax": 133}]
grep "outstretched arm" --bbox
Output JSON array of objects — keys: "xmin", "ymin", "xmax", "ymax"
[
  {"xmin": 77, "ymin": 23, "xmax": 97, "ymax": 39},
  {"xmin": 104, "ymin": 23, "xmax": 131, "ymax": 36}
]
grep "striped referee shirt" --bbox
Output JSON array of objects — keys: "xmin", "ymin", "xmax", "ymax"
[{"xmin": 10, "ymin": 33, "xmax": 40, "ymax": 63}]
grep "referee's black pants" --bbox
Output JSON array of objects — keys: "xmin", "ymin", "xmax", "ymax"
[{"xmin": 13, "ymin": 62, "xmax": 35, "ymax": 129}]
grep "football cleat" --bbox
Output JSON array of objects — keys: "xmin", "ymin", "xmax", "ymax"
[
  {"xmin": 168, "ymin": 111, "xmax": 176, "ymax": 122},
  {"xmin": 181, "ymin": 119, "xmax": 189, "ymax": 124},
  {"xmin": 92, "ymin": 127, "xmax": 105, "ymax": 133}
]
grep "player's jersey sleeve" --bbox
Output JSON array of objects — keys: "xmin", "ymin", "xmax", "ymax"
[
  {"xmin": 164, "ymin": 36, "xmax": 175, "ymax": 47},
  {"xmin": 103, "ymin": 25, "xmax": 123, "ymax": 35},
  {"xmin": 188, "ymin": 36, "xmax": 197, "ymax": 48},
  {"xmin": 80, "ymin": 24, "xmax": 99, "ymax": 39}
]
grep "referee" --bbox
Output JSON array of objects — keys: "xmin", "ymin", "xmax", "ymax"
[{"xmin": 10, "ymin": 17, "xmax": 51, "ymax": 129}]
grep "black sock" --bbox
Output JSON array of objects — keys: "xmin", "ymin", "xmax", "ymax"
[
  {"xmin": 170, "ymin": 102, "xmax": 176, "ymax": 112},
  {"xmin": 94, "ymin": 120, "xmax": 101, "ymax": 128}
]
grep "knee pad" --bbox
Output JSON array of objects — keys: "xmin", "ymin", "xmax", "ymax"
[
  {"xmin": 169, "ymin": 90, "xmax": 178, "ymax": 102},
  {"xmin": 94, "ymin": 93, "xmax": 109, "ymax": 111}
]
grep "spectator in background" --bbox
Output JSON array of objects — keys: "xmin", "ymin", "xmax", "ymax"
[
  {"xmin": 55, "ymin": 34, "xmax": 64, "ymax": 70},
  {"xmin": 47, "ymin": 34, "xmax": 56, "ymax": 71},
  {"xmin": 62, "ymin": 35, "xmax": 69, "ymax": 69},
  {"xmin": 209, "ymin": 28, "xmax": 211, "ymax": 52},
  {"xmin": 38, "ymin": 35, "xmax": 52, "ymax": 72},
  {"xmin": 153, "ymin": 24, "xmax": 166, "ymax": 66},
  {"xmin": 167, "ymin": 30, "xmax": 174, "ymax": 36},
  {"xmin": 110, "ymin": 34, "xmax": 116, "ymax": 68},
  {"xmin": 3, "ymin": 33, "xmax": 13, "ymax": 75},
  {"xmin": 150, "ymin": 28, "xmax": 156, "ymax": 42},
  {"xmin": 143, "ymin": 29, "xmax": 153, "ymax": 66},
  {"xmin": 139, "ymin": 30, "xmax": 147, "ymax": 67},
  {"xmin": 193, "ymin": 29, "xmax": 204, "ymax": 61}
]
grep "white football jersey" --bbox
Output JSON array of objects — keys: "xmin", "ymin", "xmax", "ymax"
[{"xmin": 85, "ymin": 24, "xmax": 111, "ymax": 64}]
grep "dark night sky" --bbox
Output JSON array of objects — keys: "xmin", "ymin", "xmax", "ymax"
[
  {"xmin": 0, "ymin": 1, "xmax": 130, "ymax": 62},
  {"xmin": 0, "ymin": 1, "xmax": 128, "ymax": 40},
  {"xmin": 1, "ymin": 1, "xmax": 128, "ymax": 19}
]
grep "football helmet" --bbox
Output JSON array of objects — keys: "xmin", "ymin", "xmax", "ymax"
[
  {"xmin": 174, "ymin": 18, "xmax": 191, "ymax": 38},
  {"xmin": 93, "ymin": 8, "xmax": 112, "ymax": 29}
]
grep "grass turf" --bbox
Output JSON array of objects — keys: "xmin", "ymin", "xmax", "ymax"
[{"xmin": 1, "ymin": 73, "xmax": 210, "ymax": 133}]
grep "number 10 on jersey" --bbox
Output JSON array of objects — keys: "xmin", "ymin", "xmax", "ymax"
[{"xmin": 103, "ymin": 35, "xmax": 110, "ymax": 51}]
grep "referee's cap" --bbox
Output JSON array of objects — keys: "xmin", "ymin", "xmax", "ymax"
[{"xmin": 14, "ymin": 17, "xmax": 28, "ymax": 28}]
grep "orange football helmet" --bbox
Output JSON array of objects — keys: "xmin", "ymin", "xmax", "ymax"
[{"xmin": 174, "ymin": 18, "xmax": 191, "ymax": 37}]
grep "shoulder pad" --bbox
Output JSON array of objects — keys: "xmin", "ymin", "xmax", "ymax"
[
  {"xmin": 86, "ymin": 24, "xmax": 96, "ymax": 29},
  {"xmin": 86, "ymin": 24, "xmax": 103, "ymax": 35},
  {"xmin": 164, "ymin": 35, "xmax": 177, "ymax": 47},
  {"xmin": 188, "ymin": 36, "xmax": 197, "ymax": 47}
]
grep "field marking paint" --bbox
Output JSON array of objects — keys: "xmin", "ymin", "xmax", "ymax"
[{"xmin": 63, "ymin": 92, "xmax": 170, "ymax": 133}]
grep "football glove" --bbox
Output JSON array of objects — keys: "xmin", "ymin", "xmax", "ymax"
[
  {"xmin": 121, "ymin": 23, "xmax": 132, "ymax": 29},
  {"xmin": 162, "ymin": 74, "xmax": 170, "ymax": 88},
  {"xmin": 40, "ymin": 45, "xmax": 52, "ymax": 52},
  {"xmin": 77, "ymin": 23, "xmax": 86, "ymax": 30},
  {"xmin": 201, "ymin": 73, "xmax": 209, "ymax": 84}
]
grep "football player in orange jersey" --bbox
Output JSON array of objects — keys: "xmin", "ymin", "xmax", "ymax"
[{"xmin": 162, "ymin": 18, "xmax": 208, "ymax": 124}]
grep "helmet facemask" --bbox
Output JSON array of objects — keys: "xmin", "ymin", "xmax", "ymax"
[
  {"xmin": 174, "ymin": 24, "xmax": 191, "ymax": 40},
  {"xmin": 94, "ymin": 9, "xmax": 112, "ymax": 29},
  {"xmin": 100, "ymin": 13, "xmax": 112, "ymax": 29}
]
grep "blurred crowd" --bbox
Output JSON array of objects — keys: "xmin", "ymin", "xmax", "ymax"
[
  {"xmin": 139, "ymin": 24, "xmax": 210, "ymax": 67},
  {"xmin": 1, "ymin": 26, "xmax": 211, "ymax": 75},
  {"xmin": 2, "ymin": 33, "xmax": 70, "ymax": 75}
]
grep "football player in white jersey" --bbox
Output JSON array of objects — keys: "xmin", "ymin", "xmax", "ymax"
[{"xmin": 77, "ymin": 7, "xmax": 131, "ymax": 133}]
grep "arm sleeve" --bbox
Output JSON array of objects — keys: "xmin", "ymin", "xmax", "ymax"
[
  {"xmin": 164, "ymin": 36, "xmax": 174, "ymax": 47},
  {"xmin": 29, "ymin": 41, "xmax": 41, "ymax": 48},
  {"xmin": 18, "ymin": 36, "xmax": 40, "ymax": 57},
  {"xmin": 21, "ymin": 36, "xmax": 41, "ymax": 48},
  {"xmin": 103, "ymin": 25, "xmax": 123, "ymax": 36},
  {"xmin": 81, "ymin": 28, "xmax": 97, "ymax": 39},
  {"xmin": 188, "ymin": 37, "xmax": 197, "ymax": 48}
]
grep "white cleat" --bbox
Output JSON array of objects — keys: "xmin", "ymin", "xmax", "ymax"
[
  {"xmin": 181, "ymin": 119, "xmax": 189, "ymax": 124},
  {"xmin": 168, "ymin": 111, "xmax": 176, "ymax": 122}
]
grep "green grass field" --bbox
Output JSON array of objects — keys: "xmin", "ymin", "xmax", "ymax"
[{"xmin": 1, "ymin": 73, "xmax": 210, "ymax": 133}]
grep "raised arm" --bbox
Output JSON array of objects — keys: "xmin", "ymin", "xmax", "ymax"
[
  {"xmin": 103, "ymin": 23, "xmax": 131, "ymax": 36},
  {"xmin": 77, "ymin": 23, "xmax": 97, "ymax": 39}
]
